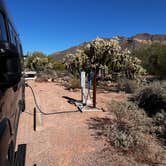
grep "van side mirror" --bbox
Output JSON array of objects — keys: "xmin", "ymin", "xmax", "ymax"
[{"xmin": 0, "ymin": 42, "xmax": 22, "ymax": 88}]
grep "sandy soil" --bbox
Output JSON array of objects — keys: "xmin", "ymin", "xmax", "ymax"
[{"xmin": 16, "ymin": 81, "xmax": 126, "ymax": 166}]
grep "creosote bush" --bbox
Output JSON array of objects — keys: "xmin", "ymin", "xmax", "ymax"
[{"xmin": 130, "ymin": 81, "xmax": 166, "ymax": 116}]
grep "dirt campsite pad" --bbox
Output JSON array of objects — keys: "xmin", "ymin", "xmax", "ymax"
[{"xmin": 16, "ymin": 81, "xmax": 126, "ymax": 166}]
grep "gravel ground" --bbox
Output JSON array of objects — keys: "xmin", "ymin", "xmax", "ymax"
[{"xmin": 16, "ymin": 81, "xmax": 126, "ymax": 166}]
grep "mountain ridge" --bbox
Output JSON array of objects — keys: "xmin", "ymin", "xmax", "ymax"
[{"xmin": 50, "ymin": 33, "xmax": 166, "ymax": 60}]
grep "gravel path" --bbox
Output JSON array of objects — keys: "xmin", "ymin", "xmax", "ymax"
[{"xmin": 16, "ymin": 81, "xmax": 126, "ymax": 166}]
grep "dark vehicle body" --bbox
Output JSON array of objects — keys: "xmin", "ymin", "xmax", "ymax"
[{"xmin": 0, "ymin": 0, "xmax": 25, "ymax": 165}]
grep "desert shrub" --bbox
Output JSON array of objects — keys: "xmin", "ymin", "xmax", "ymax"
[
  {"xmin": 35, "ymin": 70, "xmax": 58, "ymax": 82},
  {"xmin": 100, "ymin": 101, "xmax": 151, "ymax": 151},
  {"xmin": 117, "ymin": 78, "xmax": 139, "ymax": 93},
  {"xmin": 35, "ymin": 73, "xmax": 49, "ymax": 82},
  {"xmin": 130, "ymin": 81, "xmax": 166, "ymax": 116},
  {"xmin": 130, "ymin": 81, "xmax": 166, "ymax": 144},
  {"xmin": 110, "ymin": 101, "xmax": 151, "ymax": 132},
  {"xmin": 25, "ymin": 52, "xmax": 54, "ymax": 72},
  {"xmin": 26, "ymin": 52, "xmax": 46, "ymax": 70},
  {"xmin": 152, "ymin": 111, "xmax": 166, "ymax": 144},
  {"xmin": 67, "ymin": 78, "xmax": 81, "ymax": 90},
  {"xmin": 107, "ymin": 101, "xmax": 165, "ymax": 164},
  {"xmin": 97, "ymin": 81, "xmax": 118, "ymax": 92},
  {"xmin": 53, "ymin": 61, "xmax": 65, "ymax": 71},
  {"xmin": 130, "ymin": 82, "xmax": 166, "ymax": 115},
  {"xmin": 108, "ymin": 102, "xmax": 151, "ymax": 148},
  {"xmin": 161, "ymin": 80, "xmax": 166, "ymax": 90},
  {"xmin": 26, "ymin": 52, "xmax": 66, "ymax": 74},
  {"xmin": 88, "ymin": 100, "xmax": 165, "ymax": 165},
  {"xmin": 132, "ymin": 43, "xmax": 166, "ymax": 78}
]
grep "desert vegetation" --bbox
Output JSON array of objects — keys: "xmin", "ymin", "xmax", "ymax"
[
  {"xmin": 65, "ymin": 37, "xmax": 145, "ymax": 80},
  {"xmin": 25, "ymin": 37, "xmax": 166, "ymax": 165},
  {"xmin": 89, "ymin": 84, "xmax": 166, "ymax": 165},
  {"xmin": 26, "ymin": 52, "xmax": 65, "ymax": 73},
  {"xmin": 25, "ymin": 51, "xmax": 68, "ymax": 82},
  {"xmin": 133, "ymin": 43, "xmax": 166, "ymax": 78}
]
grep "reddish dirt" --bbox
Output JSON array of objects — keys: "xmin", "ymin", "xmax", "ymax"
[{"xmin": 16, "ymin": 81, "xmax": 126, "ymax": 166}]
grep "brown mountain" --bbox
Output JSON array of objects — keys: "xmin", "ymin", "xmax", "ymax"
[{"xmin": 50, "ymin": 33, "xmax": 166, "ymax": 60}]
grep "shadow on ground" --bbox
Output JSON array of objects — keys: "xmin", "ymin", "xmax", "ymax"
[
  {"xmin": 63, "ymin": 96, "xmax": 81, "ymax": 105},
  {"xmin": 87, "ymin": 117, "xmax": 113, "ymax": 140}
]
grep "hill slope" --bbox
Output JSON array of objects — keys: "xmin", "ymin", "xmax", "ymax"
[{"xmin": 50, "ymin": 33, "xmax": 166, "ymax": 60}]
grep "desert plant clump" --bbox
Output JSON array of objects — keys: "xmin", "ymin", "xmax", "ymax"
[
  {"xmin": 130, "ymin": 81, "xmax": 166, "ymax": 116},
  {"xmin": 133, "ymin": 43, "xmax": 166, "ymax": 78},
  {"xmin": 105, "ymin": 101, "xmax": 151, "ymax": 150},
  {"xmin": 152, "ymin": 111, "xmax": 166, "ymax": 144},
  {"xmin": 106, "ymin": 101, "xmax": 165, "ymax": 164},
  {"xmin": 116, "ymin": 77, "xmax": 139, "ymax": 93},
  {"xmin": 26, "ymin": 52, "xmax": 66, "ymax": 74},
  {"xmin": 88, "ymin": 100, "xmax": 166, "ymax": 165},
  {"xmin": 26, "ymin": 52, "xmax": 53, "ymax": 72},
  {"xmin": 65, "ymin": 37, "xmax": 146, "ymax": 80},
  {"xmin": 52, "ymin": 60, "xmax": 65, "ymax": 71},
  {"xmin": 67, "ymin": 77, "xmax": 81, "ymax": 90}
]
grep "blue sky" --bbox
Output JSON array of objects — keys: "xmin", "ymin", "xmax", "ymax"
[{"xmin": 6, "ymin": 0, "xmax": 166, "ymax": 55}]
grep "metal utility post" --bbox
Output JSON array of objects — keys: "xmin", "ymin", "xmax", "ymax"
[
  {"xmin": 93, "ymin": 70, "xmax": 97, "ymax": 108},
  {"xmin": 33, "ymin": 107, "xmax": 36, "ymax": 131},
  {"xmin": 81, "ymin": 71, "xmax": 86, "ymax": 105}
]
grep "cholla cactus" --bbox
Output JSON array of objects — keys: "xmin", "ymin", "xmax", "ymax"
[
  {"xmin": 65, "ymin": 37, "xmax": 145, "ymax": 79},
  {"xmin": 26, "ymin": 52, "xmax": 54, "ymax": 72},
  {"xmin": 65, "ymin": 51, "xmax": 90, "ymax": 76}
]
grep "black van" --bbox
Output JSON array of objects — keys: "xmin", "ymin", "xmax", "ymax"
[{"xmin": 0, "ymin": 0, "xmax": 25, "ymax": 165}]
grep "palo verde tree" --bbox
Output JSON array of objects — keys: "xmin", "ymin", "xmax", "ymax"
[{"xmin": 65, "ymin": 37, "xmax": 145, "ymax": 79}]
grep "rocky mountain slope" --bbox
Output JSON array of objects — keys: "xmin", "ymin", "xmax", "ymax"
[{"xmin": 50, "ymin": 33, "xmax": 166, "ymax": 60}]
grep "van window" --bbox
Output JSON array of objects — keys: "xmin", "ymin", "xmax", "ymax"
[
  {"xmin": 0, "ymin": 13, "xmax": 7, "ymax": 41},
  {"xmin": 19, "ymin": 44, "xmax": 23, "ymax": 55},
  {"xmin": 8, "ymin": 23, "xmax": 17, "ymax": 46}
]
